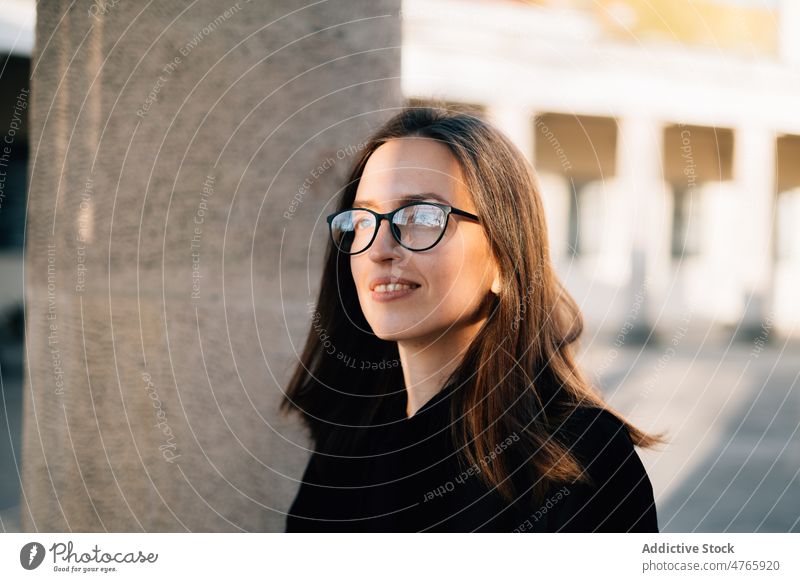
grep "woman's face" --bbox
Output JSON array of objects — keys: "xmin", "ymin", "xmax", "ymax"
[{"xmin": 350, "ymin": 137, "xmax": 499, "ymax": 344}]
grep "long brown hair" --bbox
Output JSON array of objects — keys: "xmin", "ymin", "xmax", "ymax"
[{"xmin": 280, "ymin": 101, "xmax": 665, "ymax": 506}]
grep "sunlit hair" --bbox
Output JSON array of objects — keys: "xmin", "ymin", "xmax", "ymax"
[{"xmin": 281, "ymin": 101, "xmax": 665, "ymax": 506}]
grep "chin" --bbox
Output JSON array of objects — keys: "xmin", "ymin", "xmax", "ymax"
[
  {"xmin": 371, "ymin": 321, "xmax": 439, "ymax": 344},
  {"xmin": 371, "ymin": 327, "xmax": 410, "ymax": 342},
  {"xmin": 367, "ymin": 319, "xmax": 418, "ymax": 340}
]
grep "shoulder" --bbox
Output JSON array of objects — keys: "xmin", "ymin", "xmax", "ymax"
[
  {"xmin": 557, "ymin": 406, "xmax": 636, "ymax": 469},
  {"xmin": 544, "ymin": 405, "xmax": 659, "ymax": 532}
]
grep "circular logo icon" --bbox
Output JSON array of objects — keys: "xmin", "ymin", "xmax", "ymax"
[{"xmin": 20, "ymin": 542, "xmax": 46, "ymax": 570}]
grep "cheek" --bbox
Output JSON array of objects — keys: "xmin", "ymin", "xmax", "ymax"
[
  {"xmin": 437, "ymin": 241, "xmax": 491, "ymax": 288},
  {"xmin": 350, "ymin": 259, "xmax": 368, "ymax": 290},
  {"xmin": 440, "ymin": 268, "xmax": 487, "ymax": 306}
]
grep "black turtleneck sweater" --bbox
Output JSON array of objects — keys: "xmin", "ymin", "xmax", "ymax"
[{"xmin": 285, "ymin": 381, "xmax": 658, "ymax": 532}]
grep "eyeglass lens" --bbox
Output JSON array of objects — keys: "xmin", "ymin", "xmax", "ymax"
[{"xmin": 330, "ymin": 204, "xmax": 447, "ymax": 253}]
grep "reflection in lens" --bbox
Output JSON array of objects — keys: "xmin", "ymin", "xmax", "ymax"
[{"xmin": 393, "ymin": 204, "xmax": 446, "ymax": 249}]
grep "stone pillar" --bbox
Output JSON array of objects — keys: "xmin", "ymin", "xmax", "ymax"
[
  {"xmin": 733, "ymin": 125, "xmax": 776, "ymax": 339},
  {"xmin": 535, "ymin": 172, "xmax": 571, "ymax": 263},
  {"xmin": 22, "ymin": 0, "xmax": 401, "ymax": 532},
  {"xmin": 487, "ymin": 103, "xmax": 534, "ymax": 163},
  {"xmin": 687, "ymin": 182, "xmax": 742, "ymax": 323},
  {"xmin": 780, "ymin": 0, "xmax": 800, "ymax": 65},
  {"xmin": 614, "ymin": 115, "xmax": 668, "ymax": 342},
  {"xmin": 774, "ymin": 188, "xmax": 800, "ymax": 335}
]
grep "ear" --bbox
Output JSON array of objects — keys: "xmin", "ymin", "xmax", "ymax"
[{"xmin": 490, "ymin": 263, "xmax": 502, "ymax": 295}]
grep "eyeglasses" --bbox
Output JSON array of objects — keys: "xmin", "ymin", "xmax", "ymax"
[{"xmin": 326, "ymin": 201, "xmax": 481, "ymax": 255}]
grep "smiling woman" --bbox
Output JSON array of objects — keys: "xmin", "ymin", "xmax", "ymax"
[{"xmin": 280, "ymin": 103, "xmax": 665, "ymax": 532}]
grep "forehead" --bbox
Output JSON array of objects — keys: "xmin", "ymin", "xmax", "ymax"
[{"xmin": 354, "ymin": 137, "xmax": 470, "ymax": 209}]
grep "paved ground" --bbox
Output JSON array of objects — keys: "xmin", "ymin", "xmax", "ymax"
[{"xmin": 579, "ymin": 328, "xmax": 800, "ymax": 533}]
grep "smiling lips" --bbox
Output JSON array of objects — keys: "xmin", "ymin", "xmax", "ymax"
[{"xmin": 369, "ymin": 277, "xmax": 421, "ymax": 302}]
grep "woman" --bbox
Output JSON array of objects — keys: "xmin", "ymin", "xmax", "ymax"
[{"xmin": 281, "ymin": 104, "xmax": 665, "ymax": 532}]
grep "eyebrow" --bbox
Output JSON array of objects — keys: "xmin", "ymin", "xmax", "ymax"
[{"xmin": 352, "ymin": 192, "xmax": 451, "ymax": 208}]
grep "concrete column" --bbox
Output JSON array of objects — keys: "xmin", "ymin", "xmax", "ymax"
[
  {"xmin": 22, "ymin": 0, "xmax": 401, "ymax": 532},
  {"xmin": 614, "ymin": 115, "xmax": 668, "ymax": 342},
  {"xmin": 535, "ymin": 172, "xmax": 571, "ymax": 263},
  {"xmin": 779, "ymin": 0, "xmax": 800, "ymax": 65},
  {"xmin": 733, "ymin": 125, "xmax": 776, "ymax": 339},
  {"xmin": 774, "ymin": 188, "xmax": 800, "ymax": 335},
  {"xmin": 487, "ymin": 103, "xmax": 534, "ymax": 163},
  {"xmin": 686, "ymin": 182, "xmax": 742, "ymax": 323}
]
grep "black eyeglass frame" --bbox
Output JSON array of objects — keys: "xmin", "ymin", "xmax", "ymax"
[{"xmin": 326, "ymin": 201, "xmax": 481, "ymax": 255}]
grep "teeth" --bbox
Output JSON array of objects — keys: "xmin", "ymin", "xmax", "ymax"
[{"xmin": 374, "ymin": 283, "xmax": 418, "ymax": 293}]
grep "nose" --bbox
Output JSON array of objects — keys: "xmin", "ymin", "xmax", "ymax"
[{"xmin": 367, "ymin": 217, "xmax": 402, "ymax": 259}]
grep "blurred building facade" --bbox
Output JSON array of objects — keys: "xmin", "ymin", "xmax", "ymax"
[
  {"xmin": 0, "ymin": 0, "xmax": 33, "ymax": 530},
  {"xmin": 402, "ymin": 0, "xmax": 800, "ymax": 339}
]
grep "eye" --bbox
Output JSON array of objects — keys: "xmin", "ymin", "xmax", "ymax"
[{"xmin": 354, "ymin": 214, "xmax": 375, "ymax": 230}]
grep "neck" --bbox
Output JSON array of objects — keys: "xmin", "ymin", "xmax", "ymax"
[{"xmin": 397, "ymin": 317, "xmax": 485, "ymax": 418}]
